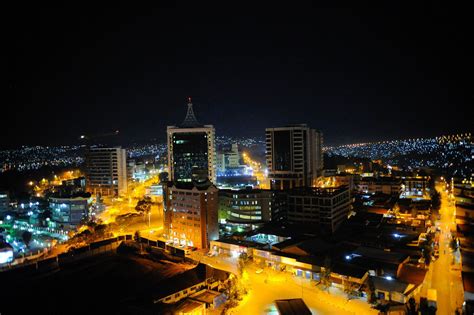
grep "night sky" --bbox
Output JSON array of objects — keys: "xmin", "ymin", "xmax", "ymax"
[{"xmin": 7, "ymin": 2, "xmax": 472, "ymax": 147}]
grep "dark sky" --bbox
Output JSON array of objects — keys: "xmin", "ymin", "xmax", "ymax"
[{"xmin": 7, "ymin": 2, "xmax": 472, "ymax": 147}]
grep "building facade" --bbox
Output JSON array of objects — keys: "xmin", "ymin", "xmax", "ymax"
[
  {"xmin": 49, "ymin": 195, "xmax": 91, "ymax": 229},
  {"xmin": 216, "ymin": 143, "xmax": 242, "ymax": 174},
  {"xmin": 358, "ymin": 177, "xmax": 402, "ymax": 196},
  {"xmin": 218, "ymin": 189, "xmax": 274, "ymax": 230},
  {"xmin": 163, "ymin": 179, "xmax": 219, "ymax": 249},
  {"xmin": 286, "ymin": 186, "xmax": 351, "ymax": 233},
  {"xmin": 167, "ymin": 99, "xmax": 216, "ymax": 183},
  {"xmin": 85, "ymin": 147, "xmax": 128, "ymax": 196},
  {"xmin": 0, "ymin": 191, "xmax": 9, "ymax": 214},
  {"xmin": 266, "ymin": 124, "xmax": 323, "ymax": 190}
]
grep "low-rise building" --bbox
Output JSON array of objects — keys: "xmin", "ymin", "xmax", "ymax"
[
  {"xmin": 218, "ymin": 188, "xmax": 274, "ymax": 231},
  {"xmin": 49, "ymin": 193, "xmax": 91, "ymax": 229},
  {"xmin": 358, "ymin": 176, "xmax": 402, "ymax": 196},
  {"xmin": 152, "ymin": 263, "xmax": 229, "ymax": 305},
  {"xmin": 399, "ymin": 175, "xmax": 430, "ymax": 193}
]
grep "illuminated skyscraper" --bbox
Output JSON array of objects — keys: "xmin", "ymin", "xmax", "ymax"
[
  {"xmin": 266, "ymin": 124, "xmax": 323, "ymax": 190},
  {"xmin": 167, "ymin": 98, "xmax": 216, "ymax": 183}
]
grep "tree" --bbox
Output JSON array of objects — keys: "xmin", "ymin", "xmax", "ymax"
[
  {"xmin": 22, "ymin": 231, "xmax": 33, "ymax": 248},
  {"xmin": 407, "ymin": 297, "xmax": 417, "ymax": 315},
  {"xmin": 343, "ymin": 277, "xmax": 359, "ymax": 300},
  {"xmin": 422, "ymin": 245, "xmax": 433, "ymax": 266},
  {"xmin": 320, "ymin": 255, "xmax": 332, "ymax": 291},
  {"xmin": 238, "ymin": 252, "xmax": 249, "ymax": 276},
  {"xmin": 221, "ymin": 275, "xmax": 245, "ymax": 315},
  {"xmin": 94, "ymin": 224, "xmax": 108, "ymax": 236},
  {"xmin": 450, "ymin": 236, "xmax": 458, "ymax": 251},
  {"xmin": 366, "ymin": 276, "xmax": 377, "ymax": 304},
  {"xmin": 135, "ymin": 197, "xmax": 152, "ymax": 213},
  {"xmin": 431, "ymin": 191, "xmax": 441, "ymax": 211}
]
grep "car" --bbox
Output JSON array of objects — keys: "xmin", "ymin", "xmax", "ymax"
[
  {"xmin": 255, "ymin": 268, "xmax": 264, "ymax": 274},
  {"xmin": 434, "ymin": 250, "xmax": 439, "ymax": 258}
]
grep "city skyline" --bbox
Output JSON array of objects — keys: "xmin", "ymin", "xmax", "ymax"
[{"xmin": 8, "ymin": 3, "xmax": 471, "ymax": 147}]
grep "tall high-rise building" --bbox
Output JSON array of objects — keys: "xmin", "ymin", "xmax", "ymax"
[
  {"xmin": 265, "ymin": 124, "xmax": 323, "ymax": 190},
  {"xmin": 167, "ymin": 98, "xmax": 216, "ymax": 183},
  {"xmin": 85, "ymin": 147, "xmax": 128, "ymax": 196}
]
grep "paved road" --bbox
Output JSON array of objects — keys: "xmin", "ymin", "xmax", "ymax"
[
  {"xmin": 192, "ymin": 253, "xmax": 376, "ymax": 315},
  {"xmin": 423, "ymin": 182, "xmax": 463, "ymax": 314}
]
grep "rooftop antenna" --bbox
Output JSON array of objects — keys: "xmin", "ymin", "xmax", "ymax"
[{"xmin": 181, "ymin": 97, "xmax": 200, "ymax": 127}]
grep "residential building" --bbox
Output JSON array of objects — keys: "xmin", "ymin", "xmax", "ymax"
[
  {"xmin": 85, "ymin": 147, "xmax": 128, "ymax": 196},
  {"xmin": 167, "ymin": 98, "xmax": 216, "ymax": 183},
  {"xmin": 286, "ymin": 186, "xmax": 351, "ymax": 233},
  {"xmin": 265, "ymin": 124, "xmax": 323, "ymax": 190},
  {"xmin": 163, "ymin": 177, "xmax": 219, "ymax": 249}
]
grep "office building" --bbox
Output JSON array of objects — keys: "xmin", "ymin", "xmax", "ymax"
[
  {"xmin": 286, "ymin": 186, "xmax": 351, "ymax": 233},
  {"xmin": 266, "ymin": 124, "xmax": 323, "ymax": 190},
  {"xmin": 167, "ymin": 98, "xmax": 216, "ymax": 183},
  {"xmin": 85, "ymin": 147, "xmax": 128, "ymax": 196},
  {"xmin": 49, "ymin": 193, "xmax": 91, "ymax": 229},
  {"xmin": 163, "ymin": 176, "xmax": 219, "ymax": 249},
  {"xmin": 218, "ymin": 188, "xmax": 274, "ymax": 231},
  {"xmin": 216, "ymin": 143, "xmax": 242, "ymax": 173}
]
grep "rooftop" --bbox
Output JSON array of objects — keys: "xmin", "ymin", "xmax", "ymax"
[
  {"xmin": 288, "ymin": 185, "xmax": 349, "ymax": 197},
  {"xmin": 275, "ymin": 298, "xmax": 312, "ymax": 315}
]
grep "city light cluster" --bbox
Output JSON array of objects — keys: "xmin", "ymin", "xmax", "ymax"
[
  {"xmin": 325, "ymin": 133, "xmax": 473, "ymax": 177},
  {"xmin": 0, "ymin": 145, "xmax": 84, "ymax": 173}
]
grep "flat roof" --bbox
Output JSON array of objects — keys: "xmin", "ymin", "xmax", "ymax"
[
  {"xmin": 275, "ymin": 298, "xmax": 312, "ymax": 315},
  {"xmin": 353, "ymin": 246, "xmax": 409, "ymax": 264},
  {"xmin": 175, "ymin": 299, "xmax": 205, "ymax": 312},
  {"xmin": 190, "ymin": 290, "xmax": 221, "ymax": 303}
]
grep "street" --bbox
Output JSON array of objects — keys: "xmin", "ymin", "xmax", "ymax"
[
  {"xmin": 421, "ymin": 182, "xmax": 464, "ymax": 314},
  {"xmin": 189, "ymin": 252, "xmax": 377, "ymax": 315}
]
